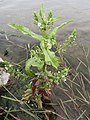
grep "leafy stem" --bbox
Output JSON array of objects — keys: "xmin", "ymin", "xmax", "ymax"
[{"xmin": 7, "ymin": 5, "xmax": 77, "ymax": 109}]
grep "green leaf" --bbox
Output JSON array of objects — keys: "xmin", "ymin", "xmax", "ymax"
[
  {"xmin": 25, "ymin": 57, "xmax": 44, "ymax": 76},
  {"xmin": 48, "ymin": 10, "xmax": 53, "ymax": 20},
  {"xmin": 25, "ymin": 58, "xmax": 35, "ymax": 77},
  {"xmin": 58, "ymin": 29, "xmax": 77, "ymax": 52},
  {"xmin": 52, "ymin": 16, "xmax": 61, "ymax": 23},
  {"xmin": 8, "ymin": 24, "xmax": 46, "ymax": 42},
  {"xmin": 34, "ymin": 11, "xmax": 39, "ymax": 25},
  {"xmin": 49, "ymin": 20, "xmax": 73, "ymax": 40},
  {"xmin": 40, "ymin": 40, "xmax": 59, "ymax": 68},
  {"xmin": 43, "ymin": 49, "xmax": 60, "ymax": 69},
  {"xmin": 70, "ymin": 29, "xmax": 77, "ymax": 40},
  {"xmin": 31, "ymin": 57, "xmax": 44, "ymax": 70},
  {"xmin": 39, "ymin": 4, "xmax": 44, "ymax": 17}
]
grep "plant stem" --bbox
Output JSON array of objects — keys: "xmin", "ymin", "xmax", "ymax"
[{"xmin": 36, "ymin": 95, "xmax": 43, "ymax": 110}]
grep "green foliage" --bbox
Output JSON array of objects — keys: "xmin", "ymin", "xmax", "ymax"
[
  {"xmin": 0, "ymin": 61, "xmax": 28, "ymax": 79},
  {"xmin": 59, "ymin": 29, "xmax": 77, "ymax": 52},
  {"xmin": 8, "ymin": 5, "xmax": 77, "ymax": 108}
]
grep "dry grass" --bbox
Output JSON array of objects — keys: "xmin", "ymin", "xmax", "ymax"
[{"xmin": 51, "ymin": 46, "xmax": 90, "ymax": 120}]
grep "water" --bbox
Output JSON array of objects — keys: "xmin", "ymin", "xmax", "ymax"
[
  {"xmin": 0, "ymin": 0, "xmax": 90, "ymax": 42},
  {"xmin": 0, "ymin": 0, "xmax": 90, "ymax": 38}
]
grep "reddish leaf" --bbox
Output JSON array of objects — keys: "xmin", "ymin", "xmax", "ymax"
[
  {"xmin": 43, "ymin": 90, "xmax": 51, "ymax": 97},
  {"xmin": 33, "ymin": 79, "xmax": 37, "ymax": 85},
  {"xmin": 32, "ymin": 85, "xmax": 36, "ymax": 95},
  {"xmin": 34, "ymin": 80, "xmax": 40, "ymax": 86},
  {"xmin": 33, "ymin": 79, "xmax": 40, "ymax": 86},
  {"xmin": 39, "ymin": 88, "xmax": 44, "ymax": 94}
]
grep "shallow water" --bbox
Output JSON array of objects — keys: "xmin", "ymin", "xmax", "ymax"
[
  {"xmin": 0, "ymin": 0, "xmax": 90, "ymax": 42},
  {"xmin": 0, "ymin": 0, "xmax": 90, "ymax": 43}
]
